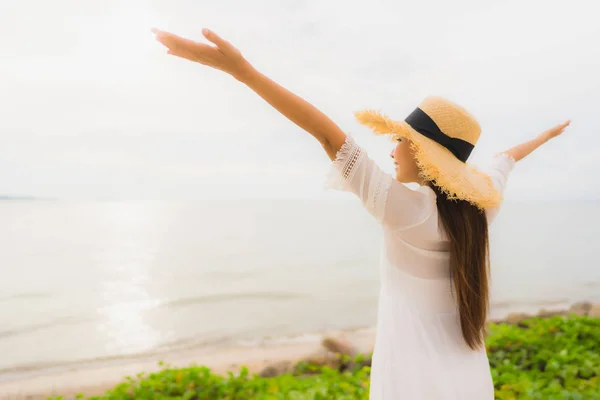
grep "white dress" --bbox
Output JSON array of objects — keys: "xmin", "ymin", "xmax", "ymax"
[{"xmin": 326, "ymin": 135, "xmax": 516, "ymax": 400}]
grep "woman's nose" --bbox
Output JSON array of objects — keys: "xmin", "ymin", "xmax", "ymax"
[{"xmin": 390, "ymin": 150, "xmax": 394, "ymax": 159}]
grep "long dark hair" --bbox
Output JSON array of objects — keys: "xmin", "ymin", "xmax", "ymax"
[{"xmin": 428, "ymin": 182, "xmax": 490, "ymax": 350}]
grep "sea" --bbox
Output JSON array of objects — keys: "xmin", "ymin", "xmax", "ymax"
[{"xmin": 0, "ymin": 198, "xmax": 599, "ymax": 380}]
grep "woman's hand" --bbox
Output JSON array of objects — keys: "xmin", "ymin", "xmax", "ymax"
[
  {"xmin": 540, "ymin": 120, "xmax": 571, "ymax": 141},
  {"xmin": 152, "ymin": 28, "xmax": 255, "ymax": 81}
]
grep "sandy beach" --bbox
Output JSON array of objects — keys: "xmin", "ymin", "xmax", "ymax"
[{"xmin": 0, "ymin": 328, "xmax": 376, "ymax": 400}]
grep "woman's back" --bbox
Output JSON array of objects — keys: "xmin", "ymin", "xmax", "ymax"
[
  {"xmin": 374, "ymin": 227, "xmax": 494, "ymax": 399},
  {"xmin": 327, "ymin": 134, "xmax": 515, "ymax": 399}
]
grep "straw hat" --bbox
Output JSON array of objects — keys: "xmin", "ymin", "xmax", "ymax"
[{"xmin": 355, "ymin": 96, "xmax": 501, "ymax": 210}]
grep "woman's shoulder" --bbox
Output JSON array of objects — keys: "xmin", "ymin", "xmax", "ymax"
[
  {"xmin": 383, "ymin": 183, "xmax": 438, "ymax": 234},
  {"xmin": 416, "ymin": 184, "xmax": 437, "ymax": 199}
]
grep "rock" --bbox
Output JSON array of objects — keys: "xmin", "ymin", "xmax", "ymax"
[
  {"xmin": 301, "ymin": 349, "xmax": 340, "ymax": 369},
  {"xmin": 536, "ymin": 308, "xmax": 568, "ymax": 318},
  {"xmin": 320, "ymin": 335, "xmax": 372, "ymax": 372},
  {"xmin": 588, "ymin": 303, "xmax": 600, "ymax": 318},
  {"xmin": 505, "ymin": 312, "xmax": 532, "ymax": 325},
  {"xmin": 321, "ymin": 335, "xmax": 359, "ymax": 357},
  {"xmin": 569, "ymin": 301, "xmax": 593, "ymax": 316},
  {"xmin": 259, "ymin": 360, "xmax": 293, "ymax": 377}
]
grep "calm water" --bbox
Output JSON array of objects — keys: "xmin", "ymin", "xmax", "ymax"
[{"xmin": 0, "ymin": 199, "xmax": 599, "ymax": 376}]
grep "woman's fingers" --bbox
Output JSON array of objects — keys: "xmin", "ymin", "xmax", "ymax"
[
  {"xmin": 154, "ymin": 30, "xmax": 192, "ymax": 52},
  {"xmin": 153, "ymin": 28, "xmax": 219, "ymax": 64},
  {"xmin": 546, "ymin": 120, "xmax": 571, "ymax": 139},
  {"xmin": 152, "ymin": 27, "xmax": 248, "ymax": 77},
  {"xmin": 558, "ymin": 120, "xmax": 571, "ymax": 129},
  {"xmin": 166, "ymin": 47, "xmax": 200, "ymax": 63},
  {"xmin": 202, "ymin": 28, "xmax": 238, "ymax": 56},
  {"xmin": 557, "ymin": 120, "xmax": 571, "ymax": 133}
]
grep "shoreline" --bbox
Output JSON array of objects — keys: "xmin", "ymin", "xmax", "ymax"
[
  {"xmin": 0, "ymin": 325, "xmax": 376, "ymax": 381},
  {"xmin": 0, "ymin": 299, "xmax": 578, "ymax": 376},
  {"xmin": 1, "ymin": 301, "xmax": 598, "ymax": 400},
  {"xmin": 0, "ymin": 328, "xmax": 376, "ymax": 400}
]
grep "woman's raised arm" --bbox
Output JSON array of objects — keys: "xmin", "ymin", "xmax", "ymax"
[
  {"xmin": 152, "ymin": 28, "xmax": 347, "ymax": 160},
  {"xmin": 500, "ymin": 120, "xmax": 571, "ymax": 162}
]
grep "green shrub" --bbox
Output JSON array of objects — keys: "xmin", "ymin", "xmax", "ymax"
[
  {"xmin": 487, "ymin": 314, "xmax": 600, "ymax": 399},
  {"xmin": 47, "ymin": 315, "xmax": 600, "ymax": 400}
]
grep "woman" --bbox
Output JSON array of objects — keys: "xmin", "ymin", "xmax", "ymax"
[{"xmin": 152, "ymin": 27, "xmax": 570, "ymax": 399}]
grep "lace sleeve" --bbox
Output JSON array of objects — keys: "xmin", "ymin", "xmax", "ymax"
[
  {"xmin": 325, "ymin": 136, "xmax": 392, "ymax": 222},
  {"xmin": 325, "ymin": 135, "xmax": 434, "ymax": 229},
  {"xmin": 485, "ymin": 153, "xmax": 516, "ymax": 224},
  {"xmin": 325, "ymin": 135, "xmax": 365, "ymax": 192}
]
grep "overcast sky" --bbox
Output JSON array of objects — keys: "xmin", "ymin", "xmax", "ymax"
[{"xmin": 1, "ymin": 0, "xmax": 598, "ymax": 201}]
